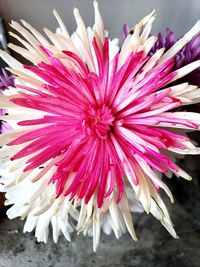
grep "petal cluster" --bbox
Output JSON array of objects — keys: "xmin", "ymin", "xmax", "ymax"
[
  {"xmin": 150, "ymin": 28, "xmax": 200, "ymax": 86},
  {"xmin": 124, "ymin": 24, "xmax": 200, "ymax": 86},
  {"xmin": 0, "ymin": 1, "xmax": 200, "ymax": 251}
]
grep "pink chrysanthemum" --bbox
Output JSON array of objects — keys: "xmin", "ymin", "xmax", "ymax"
[{"xmin": 1, "ymin": 1, "xmax": 200, "ymax": 251}]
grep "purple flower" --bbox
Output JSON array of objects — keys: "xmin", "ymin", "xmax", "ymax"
[
  {"xmin": 150, "ymin": 29, "xmax": 200, "ymax": 85},
  {"xmin": 122, "ymin": 24, "xmax": 130, "ymax": 39},
  {"xmin": 0, "ymin": 68, "xmax": 15, "ymax": 90},
  {"xmin": 0, "ymin": 68, "xmax": 14, "ymax": 133},
  {"xmin": 149, "ymin": 29, "xmax": 177, "ymax": 55},
  {"xmin": 123, "ymin": 25, "xmax": 200, "ymax": 86}
]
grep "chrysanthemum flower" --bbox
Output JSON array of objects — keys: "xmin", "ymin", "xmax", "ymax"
[{"xmin": 1, "ymin": 1, "xmax": 200, "ymax": 251}]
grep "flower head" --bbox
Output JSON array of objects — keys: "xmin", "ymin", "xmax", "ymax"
[{"xmin": 1, "ymin": 1, "xmax": 200, "ymax": 251}]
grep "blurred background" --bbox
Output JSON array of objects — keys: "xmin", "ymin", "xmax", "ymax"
[
  {"xmin": 0, "ymin": 0, "xmax": 200, "ymax": 267},
  {"xmin": 0, "ymin": 0, "xmax": 200, "ymax": 42}
]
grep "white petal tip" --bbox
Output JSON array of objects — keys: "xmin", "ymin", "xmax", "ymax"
[
  {"xmin": 185, "ymin": 176, "xmax": 192, "ymax": 181},
  {"xmin": 73, "ymin": 8, "xmax": 79, "ymax": 15},
  {"xmin": 131, "ymin": 233, "xmax": 138, "ymax": 241},
  {"xmin": 93, "ymin": 0, "xmax": 98, "ymax": 7}
]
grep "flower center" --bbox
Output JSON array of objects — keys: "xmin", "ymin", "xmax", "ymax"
[{"xmin": 81, "ymin": 105, "xmax": 114, "ymax": 139}]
